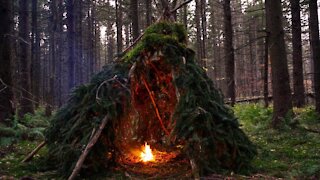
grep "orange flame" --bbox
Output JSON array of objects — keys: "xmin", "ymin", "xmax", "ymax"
[{"xmin": 140, "ymin": 142, "xmax": 155, "ymax": 162}]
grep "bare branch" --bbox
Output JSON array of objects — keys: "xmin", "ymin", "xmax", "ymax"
[
  {"xmin": 0, "ymin": 78, "xmax": 8, "ymax": 93},
  {"xmin": 171, "ymin": 0, "xmax": 192, "ymax": 13},
  {"xmin": 4, "ymin": 34, "xmax": 31, "ymax": 45},
  {"xmin": 95, "ymin": 75, "xmax": 130, "ymax": 103}
]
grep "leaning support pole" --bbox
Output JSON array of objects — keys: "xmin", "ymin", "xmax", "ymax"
[
  {"xmin": 21, "ymin": 141, "xmax": 47, "ymax": 163},
  {"xmin": 68, "ymin": 115, "xmax": 109, "ymax": 180}
]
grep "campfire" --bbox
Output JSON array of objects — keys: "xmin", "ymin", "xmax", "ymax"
[
  {"xmin": 116, "ymin": 141, "xmax": 188, "ymax": 177},
  {"xmin": 140, "ymin": 142, "xmax": 154, "ymax": 162}
]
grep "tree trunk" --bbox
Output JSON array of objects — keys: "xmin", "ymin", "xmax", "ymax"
[
  {"xmin": 309, "ymin": 0, "xmax": 320, "ymax": 114},
  {"xmin": 0, "ymin": 0, "xmax": 15, "ymax": 123},
  {"xmin": 201, "ymin": 0, "xmax": 207, "ymax": 61},
  {"xmin": 56, "ymin": 0, "xmax": 64, "ymax": 106},
  {"xmin": 66, "ymin": 0, "xmax": 75, "ymax": 91},
  {"xmin": 74, "ymin": 0, "xmax": 81, "ymax": 85},
  {"xmin": 130, "ymin": 0, "xmax": 139, "ymax": 40},
  {"xmin": 223, "ymin": 0, "xmax": 235, "ymax": 106},
  {"xmin": 266, "ymin": 0, "xmax": 292, "ymax": 128},
  {"xmin": 264, "ymin": 34, "xmax": 269, "ymax": 107},
  {"xmin": 183, "ymin": 4, "xmax": 188, "ymax": 30},
  {"xmin": 116, "ymin": 0, "xmax": 123, "ymax": 54},
  {"xmin": 18, "ymin": 0, "xmax": 34, "ymax": 118},
  {"xmin": 195, "ymin": 0, "xmax": 203, "ymax": 66},
  {"xmin": 290, "ymin": 0, "xmax": 305, "ymax": 107},
  {"xmin": 145, "ymin": 0, "xmax": 152, "ymax": 26},
  {"xmin": 47, "ymin": 0, "xmax": 58, "ymax": 115},
  {"xmin": 78, "ymin": 0, "xmax": 83, "ymax": 84},
  {"xmin": 31, "ymin": 0, "xmax": 40, "ymax": 107}
]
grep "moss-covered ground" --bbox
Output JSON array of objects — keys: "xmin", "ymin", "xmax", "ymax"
[{"xmin": 1, "ymin": 104, "xmax": 319, "ymax": 179}]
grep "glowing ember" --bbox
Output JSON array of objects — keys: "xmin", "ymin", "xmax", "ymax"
[{"xmin": 140, "ymin": 142, "xmax": 155, "ymax": 162}]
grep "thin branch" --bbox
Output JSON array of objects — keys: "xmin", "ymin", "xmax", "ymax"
[
  {"xmin": 68, "ymin": 115, "xmax": 109, "ymax": 180},
  {"xmin": 96, "ymin": 75, "xmax": 118, "ymax": 102},
  {"xmin": 171, "ymin": 0, "xmax": 192, "ymax": 13},
  {"xmin": 4, "ymin": 34, "xmax": 31, "ymax": 45},
  {"xmin": 120, "ymin": 33, "xmax": 144, "ymax": 56},
  {"xmin": 95, "ymin": 75, "xmax": 130, "ymax": 103},
  {"xmin": 141, "ymin": 76, "xmax": 170, "ymax": 136},
  {"xmin": 21, "ymin": 141, "xmax": 47, "ymax": 163},
  {"xmin": 0, "ymin": 78, "xmax": 8, "ymax": 93}
]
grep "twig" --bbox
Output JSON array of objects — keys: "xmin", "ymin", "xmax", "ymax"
[
  {"xmin": 95, "ymin": 75, "xmax": 130, "ymax": 103},
  {"xmin": 0, "ymin": 78, "xmax": 8, "ymax": 93},
  {"xmin": 298, "ymin": 126, "xmax": 320, "ymax": 134},
  {"xmin": 68, "ymin": 115, "xmax": 109, "ymax": 180},
  {"xmin": 0, "ymin": 78, "xmax": 48, "ymax": 107},
  {"xmin": 96, "ymin": 75, "xmax": 118, "ymax": 102},
  {"xmin": 121, "ymin": 33, "xmax": 145, "ymax": 55},
  {"xmin": 21, "ymin": 141, "xmax": 47, "ymax": 163},
  {"xmin": 190, "ymin": 158, "xmax": 200, "ymax": 180},
  {"xmin": 171, "ymin": 0, "xmax": 192, "ymax": 13},
  {"xmin": 141, "ymin": 76, "xmax": 170, "ymax": 136},
  {"xmin": 4, "ymin": 34, "xmax": 31, "ymax": 45}
]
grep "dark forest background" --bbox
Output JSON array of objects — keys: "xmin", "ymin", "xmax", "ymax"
[{"xmin": 0, "ymin": 0, "xmax": 320, "ymax": 127}]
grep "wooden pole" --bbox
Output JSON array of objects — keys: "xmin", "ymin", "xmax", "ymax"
[
  {"xmin": 68, "ymin": 115, "xmax": 109, "ymax": 180},
  {"xmin": 21, "ymin": 141, "xmax": 47, "ymax": 163}
]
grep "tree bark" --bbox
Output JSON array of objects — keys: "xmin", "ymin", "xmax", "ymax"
[
  {"xmin": 290, "ymin": 0, "xmax": 305, "ymax": 107},
  {"xmin": 57, "ymin": 0, "xmax": 64, "ymax": 106},
  {"xmin": 116, "ymin": 0, "xmax": 123, "ymax": 54},
  {"xmin": 201, "ymin": 0, "xmax": 207, "ymax": 61},
  {"xmin": 31, "ymin": 0, "xmax": 40, "ymax": 107},
  {"xmin": 66, "ymin": 0, "xmax": 75, "ymax": 91},
  {"xmin": 223, "ymin": 0, "xmax": 235, "ymax": 106},
  {"xmin": 264, "ymin": 34, "xmax": 269, "ymax": 107},
  {"xmin": 145, "ymin": 0, "xmax": 152, "ymax": 26},
  {"xmin": 309, "ymin": 0, "xmax": 320, "ymax": 114},
  {"xmin": 0, "ymin": 0, "xmax": 14, "ymax": 123},
  {"xmin": 266, "ymin": 0, "xmax": 292, "ymax": 128},
  {"xmin": 18, "ymin": 0, "xmax": 34, "ymax": 118},
  {"xmin": 195, "ymin": 0, "xmax": 203, "ymax": 66},
  {"xmin": 183, "ymin": 3, "xmax": 188, "ymax": 30},
  {"xmin": 47, "ymin": 0, "xmax": 58, "ymax": 115},
  {"xmin": 130, "ymin": 0, "xmax": 140, "ymax": 40},
  {"xmin": 74, "ymin": 0, "xmax": 82, "ymax": 85}
]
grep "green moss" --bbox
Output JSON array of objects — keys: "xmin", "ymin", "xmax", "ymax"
[
  {"xmin": 144, "ymin": 22, "xmax": 187, "ymax": 42},
  {"xmin": 123, "ymin": 22, "xmax": 187, "ymax": 62}
]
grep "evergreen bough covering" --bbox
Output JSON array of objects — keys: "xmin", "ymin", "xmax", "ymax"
[{"xmin": 45, "ymin": 21, "xmax": 257, "ymax": 177}]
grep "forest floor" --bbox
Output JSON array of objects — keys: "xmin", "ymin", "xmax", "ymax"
[{"xmin": 0, "ymin": 104, "xmax": 320, "ymax": 179}]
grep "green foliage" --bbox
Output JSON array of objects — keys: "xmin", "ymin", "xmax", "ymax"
[
  {"xmin": 45, "ymin": 63, "xmax": 131, "ymax": 176},
  {"xmin": 294, "ymin": 106, "xmax": 320, "ymax": 125},
  {"xmin": 0, "ymin": 140, "xmax": 56, "ymax": 178},
  {"xmin": 123, "ymin": 22, "xmax": 187, "ymax": 62},
  {"xmin": 144, "ymin": 22, "xmax": 187, "ymax": 43},
  {"xmin": 234, "ymin": 103, "xmax": 272, "ymax": 130},
  {"xmin": 20, "ymin": 108, "xmax": 50, "ymax": 128},
  {"xmin": 235, "ymin": 104, "xmax": 320, "ymax": 178},
  {"xmin": 0, "ymin": 108, "xmax": 50, "ymax": 147}
]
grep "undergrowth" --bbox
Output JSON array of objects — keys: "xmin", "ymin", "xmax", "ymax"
[
  {"xmin": 0, "ymin": 107, "xmax": 50, "ymax": 147},
  {"xmin": 234, "ymin": 103, "xmax": 320, "ymax": 179},
  {"xmin": 0, "ymin": 107, "xmax": 53, "ymax": 178},
  {"xmin": 1, "ymin": 104, "xmax": 320, "ymax": 179}
]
